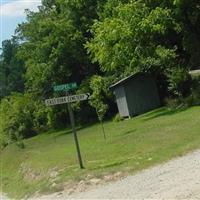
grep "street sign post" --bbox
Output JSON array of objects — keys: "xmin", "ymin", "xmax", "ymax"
[
  {"xmin": 67, "ymin": 102, "xmax": 84, "ymax": 169},
  {"xmin": 45, "ymin": 92, "xmax": 90, "ymax": 169},
  {"xmin": 53, "ymin": 82, "xmax": 77, "ymax": 92}
]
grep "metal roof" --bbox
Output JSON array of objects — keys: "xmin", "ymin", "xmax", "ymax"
[
  {"xmin": 110, "ymin": 72, "xmax": 146, "ymax": 89},
  {"xmin": 189, "ymin": 69, "xmax": 200, "ymax": 75}
]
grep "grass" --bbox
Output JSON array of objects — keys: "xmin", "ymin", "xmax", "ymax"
[{"xmin": 1, "ymin": 106, "xmax": 200, "ymax": 199}]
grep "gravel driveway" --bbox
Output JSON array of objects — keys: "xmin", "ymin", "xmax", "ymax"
[
  {"xmin": 38, "ymin": 149, "xmax": 200, "ymax": 199},
  {"xmin": 0, "ymin": 194, "xmax": 9, "ymax": 200}
]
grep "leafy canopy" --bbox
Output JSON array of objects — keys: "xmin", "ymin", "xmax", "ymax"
[{"xmin": 86, "ymin": 1, "xmax": 180, "ymax": 78}]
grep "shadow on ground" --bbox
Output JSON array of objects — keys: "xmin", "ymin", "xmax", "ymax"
[{"xmin": 142, "ymin": 107, "xmax": 187, "ymax": 121}]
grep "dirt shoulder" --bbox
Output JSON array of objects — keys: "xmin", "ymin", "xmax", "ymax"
[
  {"xmin": 0, "ymin": 194, "xmax": 9, "ymax": 200},
  {"xmin": 35, "ymin": 149, "xmax": 200, "ymax": 199}
]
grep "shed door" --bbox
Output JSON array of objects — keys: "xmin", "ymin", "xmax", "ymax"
[{"xmin": 115, "ymin": 86, "xmax": 129, "ymax": 117}]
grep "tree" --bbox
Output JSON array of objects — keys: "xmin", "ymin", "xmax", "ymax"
[
  {"xmin": 14, "ymin": 0, "xmax": 110, "ymax": 128},
  {"xmin": 0, "ymin": 39, "xmax": 25, "ymax": 99},
  {"xmin": 16, "ymin": 0, "xmax": 108, "ymax": 98},
  {"xmin": 86, "ymin": 0, "xmax": 200, "ymax": 99},
  {"xmin": 87, "ymin": 1, "xmax": 181, "ymax": 76},
  {"xmin": 0, "ymin": 93, "xmax": 54, "ymax": 148},
  {"xmin": 89, "ymin": 75, "xmax": 112, "ymax": 139},
  {"xmin": 173, "ymin": 0, "xmax": 200, "ymax": 68}
]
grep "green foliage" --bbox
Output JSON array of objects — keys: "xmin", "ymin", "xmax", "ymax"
[
  {"xmin": 16, "ymin": 0, "xmax": 106, "ymax": 98},
  {"xmin": 33, "ymin": 101, "xmax": 55, "ymax": 132},
  {"xmin": 165, "ymin": 74, "xmax": 200, "ymax": 108},
  {"xmin": 167, "ymin": 67, "xmax": 192, "ymax": 97},
  {"xmin": 87, "ymin": 0, "xmax": 200, "ymax": 102},
  {"xmin": 0, "ymin": 39, "xmax": 25, "ymax": 99},
  {"xmin": 113, "ymin": 113, "xmax": 123, "ymax": 122},
  {"xmin": 89, "ymin": 75, "xmax": 111, "ymax": 121},
  {"xmin": 86, "ymin": 1, "xmax": 179, "ymax": 78},
  {"xmin": 10, "ymin": 0, "xmax": 109, "ymax": 129},
  {"xmin": 1, "ymin": 0, "xmax": 200, "ymax": 144},
  {"xmin": 187, "ymin": 76, "xmax": 200, "ymax": 106},
  {"xmin": 173, "ymin": 0, "xmax": 200, "ymax": 68},
  {"xmin": 165, "ymin": 98, "xmax": 182, "ymax": 109},
  {"xmin": 184, "ymin": 93, "xmax": 200, "ymax": 107},
  {"xmin": 0, "ymin": 94, "xmax": 34, "ymax": 146},
  {"xmin": 98, "ymin": 0, "xmax": 129, "ymax": 20},
  {"xmin": 0, "ymin": 93, "xmax": 54, "ymax": 147}
]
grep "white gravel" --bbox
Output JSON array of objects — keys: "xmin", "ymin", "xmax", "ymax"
[
  {"xmin": 40, "ymin": 149, "xmax": 200, "ymax": 199},
  {"xmin": 0, "ymin": 194, "xmax": 9, "ymax": 200}
]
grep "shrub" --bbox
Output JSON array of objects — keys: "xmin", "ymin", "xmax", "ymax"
[
  {"xmin": 33, "ymin": 102, "xmax": 55, "ymax": 132},
  {"xmin": 164, "ymin": 97, "xmax": 183, "ymax": 109},
  {"xmin": 184, "ymin": 75, "xmax": 200, "ymax": 106},
  {"xmin": 186, "ymin": 85, "xmax": 200, "ymax": 106},
  {"xmin": 113, "ymin": 113, "xmax": 123, "ymax": 122},
  {"xmin": 165, "ymin": 81, "xmax": 200, "ymax": 109},
  {"xmin": 89, "ymin": 75, "xmax": 111, "ymax": 122},
  {"xmin": 0, "ymin": 94, "xmax": 35, "ymax": 147},
  {"xmin": 0, "ymin": 93, "xmax": 54, "ymax": 148},
  {"xmin": 184, "ymin": 94, "xmax": 199, "ymax": 107},
  {"xmin": 167, "ymin": 67, "xmax": 192, "ymax": 97}
]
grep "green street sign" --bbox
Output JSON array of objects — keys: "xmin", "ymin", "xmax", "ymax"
[{"xmin": 53, "ymin": 82, "xmax": 77, "ymax": 92}]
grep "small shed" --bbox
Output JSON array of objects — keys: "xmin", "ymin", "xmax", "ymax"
[{"xmin": 110, "ymin": 73, "xmax": 160, "ymax": 118}]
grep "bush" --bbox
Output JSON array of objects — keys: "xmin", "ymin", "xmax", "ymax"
[
  {"xmin": 0, "ymin": 93, "xmax": 54, "ymax": 148},
  {"xmin": 165, "ymin": 80, "xmax": 200, "ymax": 109},
  {"xmin": 184, "ymin": 75, "xmax": 200, "ymax": 106},
  {"xmin": 33, "ymin": 102, "xmax": 55, "ymax": 132},
  {"xmin": 164, "ymin": 98, "xmax": 184, "ymax": 109},
  {"xmin": 0, "ymin": 94, "xmax": 35, "ymax": 147},
  {"xmin": 167, "ymin": 67, "xmax": 192, "ymax": 97},
  {"xmin": 184, "ymin": 94, "xmax": 199, "ymax": 107},
  {"xmin": 186, "ymin": 83, "xmax": 200, "ymax": 106},
  {"xmin": 113, "ymin": 113, "xmax": 123, "ymax": 122}
]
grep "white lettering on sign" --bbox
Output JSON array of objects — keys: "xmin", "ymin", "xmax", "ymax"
[{"xmin": 45, "ymin": 93, "xmax": 90, "ymax": 106}]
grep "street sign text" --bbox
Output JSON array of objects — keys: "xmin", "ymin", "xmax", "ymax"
[
  {"xmin": 45, "ymin": 93, "xmax": 90, "ymax": 106},
  {"xmin": 53, "ymin": 82, "xmax": 77, "ymax": 92}
]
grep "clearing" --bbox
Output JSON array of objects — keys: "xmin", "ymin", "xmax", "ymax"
[{"xmin": 1, "ymin": 106, "xmax": 200, "ymax": 199}]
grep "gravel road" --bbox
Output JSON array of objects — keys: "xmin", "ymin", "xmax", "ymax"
[
  {"xmin": 38, "ymin": 149, "xmax": 200, "ymax": 199},
  {"xmin": 0, "ymin": 194, "xmax": 9, "ymax": 200}
]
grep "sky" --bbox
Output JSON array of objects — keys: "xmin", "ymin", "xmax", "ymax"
[{"xmin": 0, "ymin": 0, "xmax": 41, "ymax": 48}]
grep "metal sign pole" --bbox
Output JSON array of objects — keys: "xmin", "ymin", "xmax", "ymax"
[{"xmin": 67, "ymin": 102, "xmax": 84, "ymax": 169}]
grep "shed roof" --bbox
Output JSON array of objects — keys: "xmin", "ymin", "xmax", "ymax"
[
  {"xmin": 110, "ymin": 72, "xmax": 147, "ymax": 89},
  {"xmin": 189, "ymin": 69, "xmax": 200, "ymax": 75}
]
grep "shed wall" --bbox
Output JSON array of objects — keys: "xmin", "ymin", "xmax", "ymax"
[
  {"xmin": 114, "ymin": 86, "xmax": 129, "ymax": 117},
  {"xmin": 125, "ymin": 75, "xmax": 160, "ymax": 117}
]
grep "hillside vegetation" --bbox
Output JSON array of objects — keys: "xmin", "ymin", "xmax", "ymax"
[
  {"xmin": 1, "ymin": 106, "xmax": 200, "ymax": 199},
  {"xmin": 0, "ymin": 1, "xmax": 200, "ymax": 199}
]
